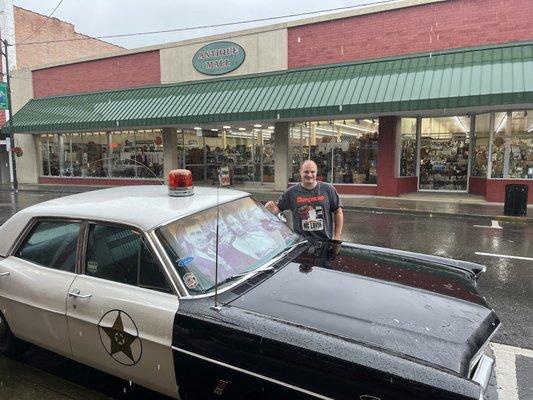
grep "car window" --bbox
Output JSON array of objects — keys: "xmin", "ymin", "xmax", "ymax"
[
  {"xmin": 86, "ymin": 224, "xmax": 171, "ymax": 293},
  {"xmin": 15, "ymin": 220, "xmax": 80, "ymax": 272},
  {"xmin": 157, "ymin": 197, "xmax": 301, "ymax": 294}
]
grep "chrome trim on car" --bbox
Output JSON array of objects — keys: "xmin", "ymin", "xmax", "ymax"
[
  {"xmin": 148, "ymin": 230, "xmax": 189, "ymax": 297},
  {"xmin": 172, "ymin": 345, "xmax": 333, "ymax": 399},
  {"xmin": 472, "ymin": 355, "xmax": 494, "ymax": 391},
  {"xmin": 468, "ymin": 324, "xmax": 500, "ymax": 377},
  {"xmin": 145, "ymin": 230, "xmax": 182, "ymax": 296}
]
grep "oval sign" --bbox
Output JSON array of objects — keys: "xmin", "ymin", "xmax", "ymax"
[{"xmin": 193, "ymin": 41, "xmax": 245, "ymax": 76}]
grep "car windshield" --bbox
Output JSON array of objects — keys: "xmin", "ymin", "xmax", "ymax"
[{"xmin": 156, "ymin": 197, "xmax": 301, "ymax": 294}]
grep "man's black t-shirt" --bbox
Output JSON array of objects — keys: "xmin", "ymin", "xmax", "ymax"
[{"xmin": 276, "ymin": 182, "xmax": 342, "ymax": 240}]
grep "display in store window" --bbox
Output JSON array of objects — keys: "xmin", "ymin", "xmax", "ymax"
[
  {"xmin": 399, "ymin": 118, "xmax": 417, "ymax": 177},
  {"xmin": 419, "ymin": 116, "xmax": 470, "ymax": 191},
  {"xmin": 491, "ymin": 111, "xmax": 533, "ymax": 179}
]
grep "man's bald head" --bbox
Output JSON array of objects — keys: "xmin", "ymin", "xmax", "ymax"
[{"xmin": 300, "ymin": 159, "xmax": 318, "ymax": 189}]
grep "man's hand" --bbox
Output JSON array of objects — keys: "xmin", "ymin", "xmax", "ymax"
[{"xmin": 265, "ymin": 201, "xmax": 280, "ymax": 214}]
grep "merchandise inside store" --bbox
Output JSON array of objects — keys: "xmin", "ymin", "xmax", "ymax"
[
  {"xmin": 418, "ymin": 116, "xmax": 471, "ymax": 191},
  {"xmin": 35, "ymin": 109, "xmax": 533, "ymax": 193},
  {"xmin": 289, "ymin": 119, "xmax": 379, "ymax": 184}
]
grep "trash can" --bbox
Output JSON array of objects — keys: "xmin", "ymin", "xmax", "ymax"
[{"xmin": 504, "ymin": 184, "xmax": 528, "ymax": 216}]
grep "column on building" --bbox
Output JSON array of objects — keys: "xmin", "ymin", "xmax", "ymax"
[
  {"xmin": 163, "ymin": 127, "xmax": 179, "ymax": 183},
  {"xmin": 376, "ymin": 116, "xmax": 399, "ymax": 196},
  {"xmin": 274, "ymin": 122, "xmax": 290, "ymax": 191}
]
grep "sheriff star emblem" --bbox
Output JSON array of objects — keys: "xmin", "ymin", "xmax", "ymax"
[{"xmin": 98, "ymin": 310, "xmax": 142, "ymax": 366}]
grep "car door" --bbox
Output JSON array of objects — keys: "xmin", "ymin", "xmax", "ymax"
[
  {"xmin": 66, "ymin": 222, "xmax": 179, "ymax": 399},
  {"xmin": 0, "ymin": 219, "xmax": 80, "ymax": 357}
]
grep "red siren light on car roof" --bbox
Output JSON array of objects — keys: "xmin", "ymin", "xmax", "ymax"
[{"xmin": 168, "ymin": 169, "xmax": 194, "ymax": 197}]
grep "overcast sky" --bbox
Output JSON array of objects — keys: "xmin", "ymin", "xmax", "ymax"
[{"xmin": 14, "ymin": 0, "xmax": 389, "ymax": 49}]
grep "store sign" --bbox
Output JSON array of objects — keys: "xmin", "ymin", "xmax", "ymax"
[
  {"xmin": 0, "ymin": 83, "xmax": 8, "ymax": 109},
  {"xmin": 193, "ymin": 41, "xmax": 245, "ymax": 75},
  {"xmin": 219, "ymin": 166, "xmax": 231, "ymax": 186}
]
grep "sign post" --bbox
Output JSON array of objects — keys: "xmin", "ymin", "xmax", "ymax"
[{"xmin": 0, "ymin": 39, "xmax": 18, "ymax": 192}]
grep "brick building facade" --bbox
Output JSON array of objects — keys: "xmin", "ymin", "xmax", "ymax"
[
  {"xmin": 4, "ymin": 0, "xmax": 533, "ymax": 202},
  {"xmin": 0, "ymin": 2, "xmax": 122, "ymax": 184}
]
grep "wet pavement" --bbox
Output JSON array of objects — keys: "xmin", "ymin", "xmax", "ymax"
[{"xmin": 0, "ymin": 186, "xmax": 531, "ymax": 399}]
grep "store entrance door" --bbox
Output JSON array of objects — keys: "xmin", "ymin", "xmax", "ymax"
[{"xmin": 418, "ymin": 116, "xmax": 471, "ymax": 191}]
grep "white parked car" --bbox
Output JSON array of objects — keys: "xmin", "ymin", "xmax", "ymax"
[{"xmin": 0, "ymin": 172, "xmax": 499, "ymax": 399}]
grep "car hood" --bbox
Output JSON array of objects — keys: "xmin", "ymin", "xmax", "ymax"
[{"xmin": 228, "ymin": 241, "xmax": 499, "ymax": 376}]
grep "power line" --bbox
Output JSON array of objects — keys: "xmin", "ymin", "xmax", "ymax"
[
  {"xmin": 12, "ymin": 0, "xmax": 397, "ymax": 47},
  {"xmin": 20, "ymin": 0, "xmax": 66, "ymax": 44}
]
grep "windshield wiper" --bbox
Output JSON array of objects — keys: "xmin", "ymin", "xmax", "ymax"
[
  {"xmin": 204, "ymin": 240, "xmax": 308, "ymax": 294},
  {"xmin": 204, "ymin": 265, "xmax": 275, "ymax": 293}
]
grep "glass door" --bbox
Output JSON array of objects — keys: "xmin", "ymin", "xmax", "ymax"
[{"xmin": 419, "ymin": 116, "xmax": 470, "ymax": 191}]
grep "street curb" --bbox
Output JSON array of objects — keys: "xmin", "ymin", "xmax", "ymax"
[{"xmin": 342, "ymin": 205, "xmax": 533, "ymax": 223}]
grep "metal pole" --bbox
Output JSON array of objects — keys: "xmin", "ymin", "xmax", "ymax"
[{"xmin": 2, "ymin": 39, "xmax": 17, "ymax": 192}]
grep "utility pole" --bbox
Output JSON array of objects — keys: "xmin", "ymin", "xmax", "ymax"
[{"xmin": 1, "ymin": 38, "xmax": 17, "ymax": 192}]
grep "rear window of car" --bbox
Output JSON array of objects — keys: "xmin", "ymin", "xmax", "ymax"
[
  {"xmin": 15, "ymin": 220, "xmax": 80, "ymax": 272},
  {"xmin": 85, "ymin": 223, "xmax": 171, "ymax": 293}
]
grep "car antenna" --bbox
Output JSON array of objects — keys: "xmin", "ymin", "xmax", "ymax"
[{"xmin": 211, "ymin": 167, "xmax": 222, "ymax": 312}]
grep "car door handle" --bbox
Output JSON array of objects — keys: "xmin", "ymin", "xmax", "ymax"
[
  {"xmin": 0, "ymin": 271, "xmax": 10, "ymax": 277},
  {"xmin": 68, "ymin": 289, "xmax": 92, "ymax": 299}
]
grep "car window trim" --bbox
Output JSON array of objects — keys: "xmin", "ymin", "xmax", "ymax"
[
  {"xmin": 80, "ymin": 219, "xmax": 178, "ymax": 295},
  {"xmin": 11, "ymin": 217, "xmax": 83, "ymax": 274}
]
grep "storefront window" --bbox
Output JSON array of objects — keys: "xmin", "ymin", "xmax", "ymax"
[
  {"xmin": 289, "ymin": 123, "xmax": 309, "ymax": 182},
  {"xmin": 400, "ymin": 118, "xmax": 417, "ymax": 177},
  {"xmin": 419, "ymin": 116, "xmax": 470, "ymax": 191},
  {"xmin": 38, "ymin": 134, "xmax": 58, "ymax": 176},
  {"xmin": 109, "ymin": 131, "xmax": 138, "ymax": 178},
  {"xmin": 491, "ymin": 111, "xmax": 533, "ymax": 179},
  {"xmin": 38, "ymin": 129, "xmax": 164, "ymax": 180},
  {"xmin": 133, "ymin": 129, "xmax": 164, "ymax": 179},
  {"xmin": 308, "ymin": 119, "xmax": 379, "ymax": 184},
  {"xmin": 84, "ymin": 132, "xmax": 108, "ymax": 177},
  {"xmin": 472, "ymin": 114, "xmax": 490, "ymax": 178}
]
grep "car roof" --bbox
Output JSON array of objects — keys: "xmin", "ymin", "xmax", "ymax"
[{"xmin": 16, "ymin": 185, "xmax": 250, "ymax": 231}]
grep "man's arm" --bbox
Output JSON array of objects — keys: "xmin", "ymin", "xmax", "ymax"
[{"xmin": 333, "ymin": 207, "xmax": 343, "ymax": 241}]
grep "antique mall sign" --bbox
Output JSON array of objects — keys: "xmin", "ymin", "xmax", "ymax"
[{"xmin": 193, "ymin": 41, "xmax": 245, "ymax": 75}]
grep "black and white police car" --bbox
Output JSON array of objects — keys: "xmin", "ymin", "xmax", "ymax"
[{"xmin": 0, "ymin": 170, "xmax": 499, "ymax": 399}]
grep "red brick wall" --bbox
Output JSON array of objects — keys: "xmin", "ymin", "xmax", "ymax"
[
  {"xmin": 397, "ymin": 177, "xmax": 418, "ymax": 194},
  {"xmin": 469, "ymin": 176, "xmax": 487, "ymax": 196},
  {"xmin": 377, "ymin": 116, "xmax": 398, "ymax": 196},
  {"xmin": 486, "ymin": 179, "xmax": 533, "ymax": 203},
  {"xmin": 288, "ymin": 0, "xmax": 533, "ymax": 68},
  {"xmin": 32, "ymin": 50, "xmax": 161, "ymax": 98},
  {"xmin": 14, "ymin": 7, "xmax": 121, "ymax": 69}
]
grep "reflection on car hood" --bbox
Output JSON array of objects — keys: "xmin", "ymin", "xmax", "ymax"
[{"xmin": 228, "ymin": 241, "xmax": 499, "ymax": 376}]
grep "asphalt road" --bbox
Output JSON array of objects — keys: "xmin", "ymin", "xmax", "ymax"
[{"xmin": 0, "ymin": 190, "xmax": 531, "ymax": 399}]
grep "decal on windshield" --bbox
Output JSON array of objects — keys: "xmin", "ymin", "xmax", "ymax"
[
  {"xmin": 177, "ymin": 256, "xmax": 194, "ymax": 267},
  {"xmin": 183, "ymin": 272, "xmax": 199, "ymax": 289},
  {"xmin": 97, "ymin": 310, "xmax": 142, "ymax": 366}
]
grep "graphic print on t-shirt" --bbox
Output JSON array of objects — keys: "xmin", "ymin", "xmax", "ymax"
[{"xmin": 296, "ymin": 195, "xmax": 326, "ymax": 232}]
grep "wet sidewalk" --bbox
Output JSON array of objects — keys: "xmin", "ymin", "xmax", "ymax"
[
  {"xmin": 2, "ymin": 183, "xmax": 532, "ymax": 222},
  {"xmin": 0, "ymin": 355, "xmax": 106, "ymax": 400}
]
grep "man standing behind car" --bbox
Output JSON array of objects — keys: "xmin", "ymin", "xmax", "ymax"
[{"xmin": 265, "ymin": 159, "xmax": 343, "ymax": 241}]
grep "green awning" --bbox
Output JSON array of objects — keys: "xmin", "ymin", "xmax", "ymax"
[{"xmin": 4, "ymin": 41, "xmax": 533, "ymax": 134}]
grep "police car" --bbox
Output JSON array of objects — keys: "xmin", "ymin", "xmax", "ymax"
[{"xmin": 0, "ymin": 170, "xmax": 499, "ymax": 399}]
